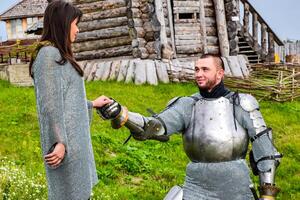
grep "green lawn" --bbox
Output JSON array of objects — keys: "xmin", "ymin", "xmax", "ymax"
[{"xmin": 0, "ymin": 80, "xmax": 299, "ymax": 199}]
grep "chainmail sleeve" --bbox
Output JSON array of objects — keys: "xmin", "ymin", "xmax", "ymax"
[{"xmin": 33, "ymin": 47, "xmax": 69, "ymax": 155}]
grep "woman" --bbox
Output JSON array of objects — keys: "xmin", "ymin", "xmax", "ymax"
[{"xmin": 30, "ymin": 1, "xmax": 111, "ymax": 199}]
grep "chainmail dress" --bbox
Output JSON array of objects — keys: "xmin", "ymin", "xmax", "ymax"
[{"xmin": 32, "ymin": 46, "xmax": 98, "ymax": 200}]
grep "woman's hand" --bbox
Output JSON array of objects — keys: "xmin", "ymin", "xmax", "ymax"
[
  {"xmin": 44, "ymin": 143, "xmax": 65, "ymax": 168},
  {"xmin": 92, "ymin": 95, "xmax": 113, "ymax": 108}
]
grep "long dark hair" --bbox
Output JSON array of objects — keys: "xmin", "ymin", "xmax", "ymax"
[{"xmin": 29, "ymin": 0, "xmax": 83, "ymax": 78}]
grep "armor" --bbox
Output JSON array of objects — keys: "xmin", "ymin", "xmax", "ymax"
[
  {"xmin": 183, "ymin": 96, "xmax": 249, "ymax": 162},
  {"xmin": 239, "ymin": 94, "xmax": 281, "ymax": 198},
  {"xmin": 97, "ymin": 100, "xmax": 169, "ymax": 142},
  {"xmin": 98, "ymin": 93, "xmax": 281, "ymax": 199}
]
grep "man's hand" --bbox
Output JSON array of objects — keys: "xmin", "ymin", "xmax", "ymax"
[
  {"xmin": 92, "ymin": 95, "xmax": 113, "ymax": 108},
  {"xmin": 97, "ymin": 99, "xmax": 122, "ymax": 120},
  {"xmin": 44, "ymin": 143, "xmax": 65, "ymax": 168}
]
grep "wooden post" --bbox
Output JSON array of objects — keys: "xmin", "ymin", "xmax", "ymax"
[
  {"xmin": 166, "ymin": 0, "xmax": 176, "ymax": 57},
  {"xmin": 268, "ymin": 31, "xmax": 275, "ymax": 62},
  {"xmin": 292, "ymin": 68, "xmax": 295, "ymax": 101},
  {"xmin": 213, "ymin": 0, "xmax": 230, "ymax": 56},
  {"xmin": 243, "ymin": 2, "xmax": 250, "ymax": 39},
  {"xmin": 252, "ymin": 13, "xmax": 258, "ymax": 51},
  {"xmin": 199, "ymin": 0, "xmax": 207, "ymax": 53},
  {"xmin": 224, "ymin": 0, "xmax": 240, "ymax": 55},
  {"xmin": 261, "ymin": 23, "xmax": 267, "ymax": 58}
]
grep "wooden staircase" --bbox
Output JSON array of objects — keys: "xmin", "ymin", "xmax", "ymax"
[
  {"xmin": 235, "ymin": 0, "xmax": 283, "ymax": 63},
  {"xmin": 238, "ymin": 33, "xmax": 261, "ymax": 63}
]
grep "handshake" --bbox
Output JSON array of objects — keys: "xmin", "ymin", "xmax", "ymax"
[
  {"xmin": 95, "ymin": 97, "xmax": 169, "ymax": 142},
  {"xmin": 96, "ymin": 98, "xmax": 129, "ymax": 129}
]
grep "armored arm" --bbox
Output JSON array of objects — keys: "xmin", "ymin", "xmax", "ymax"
[
  {"xmin": 239, "ymin": 94, "xmax": 282, "ymax": 200},
  {"xmin": 97, "ymin": 99, "xmax": 169, "ymax": 142}
]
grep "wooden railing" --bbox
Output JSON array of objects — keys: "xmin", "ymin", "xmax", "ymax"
[
  {"xmin": 239, "ymin": 0, "xmax": 284, "ymax": 62},
  {"xmin": 0, "ymin": 39, "xmax": 37, "ymax": 64}
]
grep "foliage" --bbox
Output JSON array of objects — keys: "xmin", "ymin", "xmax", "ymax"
[{"xmin": 0, "ymin": 80, "xmax": 299, "ymax": 199}]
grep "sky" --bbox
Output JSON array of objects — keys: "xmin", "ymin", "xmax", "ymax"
[{"xmin": 0, "ymin": 0, "xmax": 299, "ymax": 42}]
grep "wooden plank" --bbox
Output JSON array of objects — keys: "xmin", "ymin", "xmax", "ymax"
[
  {"xmin": 176, "ymin": 45, "xmax": 202, "ymax": 54},
  {"xmin": 174, "ymin": 19, "xmax": 198, "ymax": 23},
  {"xmin": 174, "ymin": 23, "xmax": 201, "ymax": 27},
  {"xmin": 175, "ymin": 34, "xmax": 202, "ymax": 40},
  {"xmin": 173, "ymin": 0, "xmax": 214, "ymax": 7},
  {"xmin": 174, "ymin": 1, "xmax": 199, "ymax": 7},
  {"xmin": 175, "ymin": 39, "xmax": 202, "ymax": 46},
  {"xmin": 173, "ymin": 7, "xmax": 199, "ymax": 13},
  {"xmin": 174, "ymin": 26, "xmax": 201, "ymax": 32}
]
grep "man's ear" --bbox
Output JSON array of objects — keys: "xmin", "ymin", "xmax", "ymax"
[{"xmin": 217, "ymin": 68, "xmax": 224, "ymax": 80}]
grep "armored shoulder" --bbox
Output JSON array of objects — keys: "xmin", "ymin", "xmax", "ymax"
[
  {"xmin": 239, "ymin": 93, "xmax": 259, "ymax": 112},
  {"xmin": 166, "ymin": 96, "xmax": 198, "ymax": 109}
]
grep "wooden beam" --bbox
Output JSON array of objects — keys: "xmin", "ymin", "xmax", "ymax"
[
  {"xmin": 73, "ymin": 36, "xmax": 132, "ymax": 53},
  {"xmin": 268, "ymin": 32, "xmax": 275, "ymax": 62},
  {"xmin": 76, "ymin": 0, "xmax": 126, "ymax": 13},
  {"xmin": 76, "ymin": 26, "xmax": 129, "ymax": 42},
  {"xmin": 252, "ymin": 13, "xmax": 258, "ymax": 51},
  {"xmin": 213, "ymin": 0, "xmax": 229, "ymax": 56},
  {"xmin": 155, "ymin": 0, "xmax": 168, "ymax": 45},
  {"xmin": 79, "ymin": 17, "xmax": 128, "ymax": 32},
  {"xmin": 243, "ymin": 2, "xmax": 250, "ymax": 39},
  {"xmin": 75, "ymin": 45, "xmax": 132, "ymax": 60},
  {"xmin": 81, "ymin": 7, "xmax": 127, "ymax": 22},
  {"xmin": 166, "ymin": 0, "xmax": 176, "ymax": 57},
  {"xmin": 199, "ymin": 0, "xmax": 207, "ymax": 53},
  {"xmin": 261, "ymin": 22, "xmax": 268, "ymax": 57}
]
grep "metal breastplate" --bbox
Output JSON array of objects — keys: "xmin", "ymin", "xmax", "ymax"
[{"xmin": 183, "ymin": 97, "xmax": 249, "ymax": 162}]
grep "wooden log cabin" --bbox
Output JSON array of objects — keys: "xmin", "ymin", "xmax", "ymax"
[
  {"xmin": 70, "ymin": 0, "xmax": 283, "ymax": 61},
  {"xmin": 0, "ymin": 0, "xmax": 285, "ymax": 84},
  {"xmin": 0, "ymin": 0, "xmax": 47, "ymax": 41},
  {"xmin": 68, "ymin": 0, "xmax": 284, "ymax": 83}
]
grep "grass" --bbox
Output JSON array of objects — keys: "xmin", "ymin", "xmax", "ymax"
[{"xmin": 0, "ymin": 79, "xmax": 299, "ymax": 199}]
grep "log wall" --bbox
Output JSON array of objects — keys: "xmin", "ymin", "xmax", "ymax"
[{"xmin": 72, "ymin": 0, "xmax": 132, "ymax": 60}]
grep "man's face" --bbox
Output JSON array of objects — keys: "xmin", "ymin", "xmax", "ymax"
[{"xmin": 194, "ymin": 57, "xmax": 224, "ymax": 92}]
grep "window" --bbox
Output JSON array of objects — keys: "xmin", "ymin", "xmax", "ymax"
[
  {"xmin": 10, "ymin": 20, "xmax": 16, "ymax": 39},
  {"xmin": 16, "ymin": 19, "xmax": 23, "ymax": 38},
  {"xmin": 179, "ymin": 13, "xmax": 194, "ymax": 20}
]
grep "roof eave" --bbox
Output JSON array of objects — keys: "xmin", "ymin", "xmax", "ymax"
[{"xmin": 0, "ymin": 14, "xmax": 44, "ymax": 21}]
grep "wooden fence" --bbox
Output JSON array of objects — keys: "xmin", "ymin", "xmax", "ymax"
[{"xmin": 225, "ymin": 64, "xmax": 300, "ymax": 102}]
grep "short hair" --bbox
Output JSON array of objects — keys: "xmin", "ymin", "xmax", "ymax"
[{"xmin": 200, "ymin": 53, "xmax": 225, "ymax": 70}]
